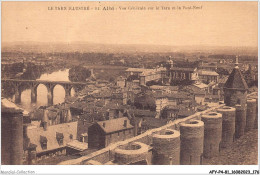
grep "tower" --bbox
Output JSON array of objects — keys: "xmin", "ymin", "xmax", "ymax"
[
  {"xmin": 223, "ymin": 56, "xmax": 248, "ymax": 108},
  {"xmin": 166, "ymin": 57, "xmax": 173, "ymax": 75},
  {"xmin": 165, "ymin": 57, "xmax": 173, "ymax": 84},
  {"xmin": 1, "ymin": 104, "xmax": 24, "ymax": 165}
]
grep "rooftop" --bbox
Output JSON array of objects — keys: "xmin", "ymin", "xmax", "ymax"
[
  {"xmin": 1, "ymin": 98, "xmax": 29, "ymax": 115},
  {"xmin": 224, "ymin": 67, "xmax": 248, "ymax": 90},
  {"xmin": 96, "ymin": 117, "xmax": 134, "ymax": 134},
  {"xmin": 170, "ymin": 67, "xmax": 197, "ymax": 72},
  {"xmin": 67, "ymin": 140, "xmax": 88, "ymax": 151},
  {"xmin": 27, "ymin": 121, "xmax": 78, "ymax": 153},
  {"xmin": 198, "ymin": 70, "xmax": 219, "ymax": 76},
  {"xmin": 126, "ymin": 68, "xmax": 153, "ymax": 72},
  {"xmin": 193, "ymin": 82, "xmax": 208, "ymax": 89}
]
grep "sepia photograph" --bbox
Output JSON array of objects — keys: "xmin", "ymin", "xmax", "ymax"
[{"xmin": 1, "ymin": 0, "xmax": 259, "ymax": 174}]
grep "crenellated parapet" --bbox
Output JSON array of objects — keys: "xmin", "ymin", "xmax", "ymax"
[{"xmin": 58, "ymin": 91, "xmax": 257, "ymax": 165}]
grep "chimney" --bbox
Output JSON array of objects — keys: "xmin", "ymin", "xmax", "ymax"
[
  {"xmin": 124, "ymin": 120, "xmax": 127, "ymax": 127},
  {"xmin": 66, "ymin": 109, "xmax": 72, "ymax": 123},
  {"xmin": 23, "ymin": 124, "xmax": 29, "ymax": 138},
  {"xmin": 43, "ymin": 122, "xmax": 48, "ymax": 131},
  {"xmin": 103, "ymin": 122, "xmax": 106, "ymax": 128},
  {"xmin": 42, "ymin": 109, "xmax": 49, "ymax": 130}
]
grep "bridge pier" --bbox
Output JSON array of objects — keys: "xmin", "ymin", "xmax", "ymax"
[
  {"xmin": 2, "ymin": 79, "xmax": 87, "ymax": 106},
  {"xmin": 47, "ymin": 88, "xmax": 54, "ymax": 106},
  {"xmin": 45, "ymin": 83, "xmax": 55, "ymax": 106},
  {"xmin": 64, "ymin": 84, "xmax": 72, "ymax": 99},
  {"xmin": 14, "ymin": 85, "xmax": 21, "ymax": 104},
  {"xmin": 31, "ymin": 87, "xmax": 37, "ymax": 104},
  {"xmin": 65, "ymin": 89, "xmax": 71, "ymax": 98}
]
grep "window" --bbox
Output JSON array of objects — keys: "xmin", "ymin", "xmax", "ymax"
[
  {"xmin": 41, "ymin": 142, "xmax": 47, "ymax": 150},
  {"xmin": 70, "ymin": 134, "xmax": 73, "ymax": 140},
  {"xmin": 40, "ymin": 136, "xmax": 47, "ymax": 150},
  {"xmin": 58, "ymin": 139, "xmax": 63, "ymax": 146},
  {"xmin": 118, "ymin": 132, "xmax": 120, "ymax": 137},
  {"xmin": 56, "ymin": 132, "xmax": 64, "ymax": 146},
  {"xmin": 129, "ymin": 130, "xmax": 131, "ymax": 134}
]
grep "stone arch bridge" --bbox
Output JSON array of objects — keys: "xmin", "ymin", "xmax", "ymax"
[{"xmin": 1, "ymin": 79, "xmax": 87, "ymax": 106}]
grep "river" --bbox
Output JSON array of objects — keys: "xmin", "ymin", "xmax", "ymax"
[{"xmin": 11, "ymin": 69, "xmax": 75, "ymax": 112}]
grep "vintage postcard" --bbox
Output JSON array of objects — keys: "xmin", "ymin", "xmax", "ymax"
[{"xmin": 1, "ymin": 1, "xmax": 258, "ymax": 174}]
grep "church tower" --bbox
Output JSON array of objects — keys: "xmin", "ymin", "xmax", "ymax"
[{"xmin": 165, "ymin": 56, "xmax": 173, "ymax": 84}]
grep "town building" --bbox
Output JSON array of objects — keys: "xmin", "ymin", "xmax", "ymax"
[
  {"xmin": 126, "ymin": 68, "xmax": 153, "ymax": 77},
  {"xmin": 198, "ymin": 70, "xmax": 219, "ymax": 84},
  {"xmin": 116, "ymin": 76, "xmax": 126, "ymax": 88},
  {"xmin": 139, "ymin": 67, "xmax": 166, "ymax": 86},
  {"xmin": 199, "ymin": 62, "xmax": 217, "ymax": 71},
  {"xmin": 26, "ymin": 120, "xmax": 79, "ymax": 161},
  {"xmin": 125, "ymin": 67, "xmax": 166, "ymax": 86},
  {"xmin": 150, "ymin": 85, "xmax": 178, "ymax": 94},
  {"xmin": 88, "ymin": 117, "xmax": 134, "ymax": 149},
  {"xmin": 169, "ymin": 67, "xmax": 199, "ymax": 82},
  {"xmin": 164, "ymin": 58, "xmax": 199, "ymax": 84}
]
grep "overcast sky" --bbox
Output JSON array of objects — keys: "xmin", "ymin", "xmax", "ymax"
[{"xmin": 2, "ymin": 1, "xmax": 258, "ymax": 47}]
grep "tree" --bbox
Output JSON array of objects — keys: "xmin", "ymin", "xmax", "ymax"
[
  {"xmin": 69, "ymin": 66, "xmax": 91, "ymax": 82},
  {"xmin": 134, "ymin": 92, "xmax": 156, "ymax": 111}
]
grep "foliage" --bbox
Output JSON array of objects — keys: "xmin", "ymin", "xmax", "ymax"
[
  {"xmin": 134, "ymin": 92, "xmax": 156, "ymax": 111},
  {"xmin": 69, "ymin": 66, "xmax": 91, "ymax": 82},
  {"xmin": 21, "ymin": 63, "xmax": 45, "ymax": 80}
]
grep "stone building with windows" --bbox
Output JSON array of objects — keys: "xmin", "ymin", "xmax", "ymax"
[
  {"xmin": 164, "ymin": 58, "xmax": 199, "ymax": 84},
  {"xmin": 125, "ymin": 67, "xmax": 166, "ymax": 86},
  {"xmin": 88, "ymin": 117, "xmax": 134, "ymax": 149},
  {"xmin": 198, "ymin": 70, "xmax": 219, "ymax": 84},
  {"xmin": 169, "ymin": 67, "xmax": 199, "ymax": 82},
  {"xmin": 26, "ymin": 120, "xmax": 78, "ymax": 161}
]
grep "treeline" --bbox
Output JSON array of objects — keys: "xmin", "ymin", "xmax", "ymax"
[
  {"xmin": 1, "ymin": 62, "xmax": 46, "ymax": 80},
  {"xmin": 208, "ymin": 54, "xmax": 257, "ymax": 62}
]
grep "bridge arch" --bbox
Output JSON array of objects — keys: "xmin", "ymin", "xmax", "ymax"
[
  {"xmin": 33, "ymin": 83, "xmax": 48, "ymax": 106},
  {"xmin": 31, "ymin": 82, "xmax": 75, "ymax": 106},
  {"xmin": 52, "ymin": 84, "xmax": 66, "ymax": 105},
  {"xmin": 70, "ymin": 87, "xmax": 76, "ymax": 97},
  {"xmin": 2, "ymin": 79, "xmax": 86, "ymax": 106}
]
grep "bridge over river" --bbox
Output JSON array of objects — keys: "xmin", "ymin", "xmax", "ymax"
[{"xmin": 1, "ymin": 79, "xmax": 88, "ymax": 106}]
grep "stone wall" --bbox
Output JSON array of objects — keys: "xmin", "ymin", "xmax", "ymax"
[{"xmin": 58, "ymin": 92, "xmax": 257, "ymax": 165}]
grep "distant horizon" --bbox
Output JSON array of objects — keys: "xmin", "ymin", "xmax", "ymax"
[{"xmin": 2, "ymin": 40, "xmax": 258, "ymax": 49}]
